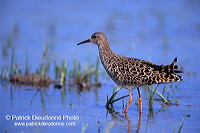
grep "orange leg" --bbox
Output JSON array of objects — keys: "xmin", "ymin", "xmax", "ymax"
[
  {"xmin": 137, "ymin": 88, "xmax": 142, "ymax": 113},
  {"xmin": 124, "ymin": 92, "xmax": 133, "ymax": 114}
]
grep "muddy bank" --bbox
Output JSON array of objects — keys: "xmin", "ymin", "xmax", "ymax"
[{"xmin": 10, "ymin": 73, "xmax": 58, "ymax": 87}]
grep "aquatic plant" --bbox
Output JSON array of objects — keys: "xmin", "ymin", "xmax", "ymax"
[
  {"xmin": 1, "ymin": 47, "xmax": 22, "ymax": 83},
  {"xmin": 105, "ymin": 87, "xmax": 129, "ymax": 109},
  {"xmin": 2, "ymin": 24, "xmax": 19, "ymax": 57},
  {"xmin": 106, "ymin": 84, "xmax": 179, "ymax": 111},
  {"xmin": 54, "ymin": 60, "xmax": 67, "ymax": 86},
  {"xmin": 38, "ymin": 45, "xmax": 52, "ymax": 76},
  {"xmin": 81, "ymin": 123, "xmax": 88, "ymax": 133},
  {"xmin": 174, "ymin": 114, "xmax": 190, "ymax": 133},
  {"xmin": 147, "ymin": 85, "xmax": 168, "ymax": 105},
  {"xmin": 68, "ymin": 58, "xmax": 101, "ymax": 91}
]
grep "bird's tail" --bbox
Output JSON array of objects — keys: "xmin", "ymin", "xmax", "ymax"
[
  {"xmin": 150, "ymin": 57, "xmax": 183, "ymax": 85},
  {"xmin": 169, "ymin": 57, "xmax": 183, "ymax": 74},
  {"xmin": 162, "ymin": 57, "xmax": 183, "ymax": 83}
]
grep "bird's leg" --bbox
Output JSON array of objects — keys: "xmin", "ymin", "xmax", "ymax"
[
  {"xmin": 137, "ymin": 88, "xmax": 142, "ymax": 113},
  {"xmin": 124, "ymin": 91, "xmax": 133, "ymax": 114}
]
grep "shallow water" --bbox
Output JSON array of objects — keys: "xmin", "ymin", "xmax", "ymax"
[{"xmin": 1, "ymin": 0, "xmax": 200, "ymax": 133}]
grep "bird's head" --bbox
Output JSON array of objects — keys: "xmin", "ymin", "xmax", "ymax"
[{"xmin": 77, "ymin": 32, "xmax": 108, "ymax": 46}]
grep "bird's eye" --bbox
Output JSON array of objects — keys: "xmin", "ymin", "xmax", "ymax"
[{"xmin": 92, "ymin": 35, "xmax": 96, "ymax": 39}]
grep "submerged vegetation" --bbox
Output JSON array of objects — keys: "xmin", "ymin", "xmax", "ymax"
[
  {"xmin": 0, "ymin": 25, "xmax": 101, "ymax": 89},
  {"xmin": 38, "ymin": 45, "xmax": 52, "ymax": 76},
  {"xmin": 54, "ymin": 60, "xmax": 67, "ymax": 86},
  {"xmin": 105, "ymin": 84, "xmax": 179, "ymax": 112},
  {"xmin": 68, "ymin": 58, "xmax": 101, "ymax": 91},
  {"xmin": 0, "ymin": 44, "xmax": 101, "ymax": 90},
  {"xmin": 1, "ymin": 24, "xmax": 19, "ymax": 57}
]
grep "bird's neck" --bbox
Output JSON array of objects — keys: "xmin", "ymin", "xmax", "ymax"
[
  {"xmin": 98, "ymin": 41, "xmax": 117, "ymax": 68},
  {"xmin": 98, "ymin": 41, "xmax": 115, "ymax": 57}
]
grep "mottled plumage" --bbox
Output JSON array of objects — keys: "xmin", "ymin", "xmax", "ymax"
[{"xmin": 77, "ymin": 32, "xmax": 183, "ymax": 113}]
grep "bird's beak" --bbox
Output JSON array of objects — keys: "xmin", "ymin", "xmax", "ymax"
[{"xmin": 77, "ymin": 39, "xmax": 90, "ymax": 45}]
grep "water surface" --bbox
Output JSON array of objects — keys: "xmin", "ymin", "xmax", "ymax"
[{"xmin": 0, "ymin": 0, "xmax": 200, "ymax": 132}]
